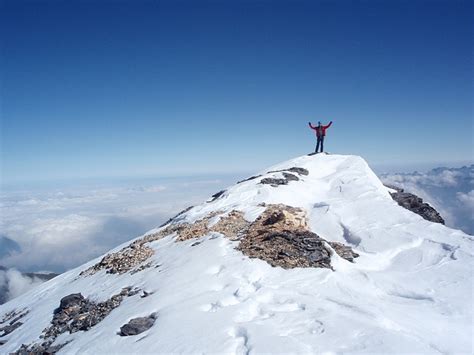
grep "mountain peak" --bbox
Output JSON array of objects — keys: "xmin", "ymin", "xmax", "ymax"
[{"xmin": 1, "ymin": 154, "xmax": 472, "ymax": 354}]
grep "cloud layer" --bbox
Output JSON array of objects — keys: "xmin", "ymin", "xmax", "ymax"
[
  {"xmin": 0, "ymin": 175, "xmax": 238, "ymax": 273},
  {"xmin": 381, "ymin": 165, "xmax": 473, "ymax": 235}
]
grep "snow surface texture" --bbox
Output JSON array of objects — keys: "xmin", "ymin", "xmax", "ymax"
[
  {"xmin": 1, "ymin": 154, "xmax": 472, "ymax": 354},
  {"xmin": 381, "ymin": 165, "xmax": 473, "ymax": 235}
]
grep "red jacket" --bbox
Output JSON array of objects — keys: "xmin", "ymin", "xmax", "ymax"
[{"xmin": 309, "ymin": 121, "xmax": 332, "ymax": 137}]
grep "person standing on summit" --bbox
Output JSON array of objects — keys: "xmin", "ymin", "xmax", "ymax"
[{"xmin": 308, "ymin": 121, "xmax": 333, "ymax": 153}]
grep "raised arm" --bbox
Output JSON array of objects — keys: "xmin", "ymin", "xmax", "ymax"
[
  {"xmin": 308, "ymin": 122, "xmax": 316, "ymax": 130},
  {"xmin": 324, "ymin": 121, "xmax": 333, "ymax": 129}
]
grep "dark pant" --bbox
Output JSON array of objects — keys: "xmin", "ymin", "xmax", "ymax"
[{"xmin": 315, "ymin": 136, "xmax": 324, "ymax": 153}]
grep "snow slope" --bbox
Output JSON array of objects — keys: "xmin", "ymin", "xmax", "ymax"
[{"xmin": 1, "ymin": 154, "xmax": 472, "ymax": 354}]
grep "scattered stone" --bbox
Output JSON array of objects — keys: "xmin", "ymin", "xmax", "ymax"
[
  {"xmin": 13, "ymin": 287, "xmax": 138, "ymax": 354},
  {"xmin": 14, "ymin": 341, "xmax": 71, "ymax": 355},
  {"xmin": 210, "ymin": 211, "xmax": 249, "ymax": 241},
  {"xmin": 0, "ymin": 321, "xmax": 23, "ymax": 337},
  {"xmin": 0, "ymin": 308, "xmax": 28, "ymax": 337},
  {"xmin": 387, "ymin": 185, "xmax": 445, "ymax": 224},
  {"xmin": 130, "ymin": 261, "xmax": 153, "ymax": 275},
  {"xmin": 119, "ymin": 313, "xmax": 157, "ymax": 336},
  {"xmin": 81, "ymin": 241, "xmax": 154, "ymax": 276}
]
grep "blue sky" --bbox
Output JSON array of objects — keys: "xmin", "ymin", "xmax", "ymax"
[{"xmin": 1, "ymin": 0, "xmax": 472, "ymax": 184}]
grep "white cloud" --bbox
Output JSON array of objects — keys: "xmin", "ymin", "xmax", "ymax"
[
  {"xmin": 0, "ymin": 176, "xmax": 238, "ymax": 273},
  {"xmin": 381, "ymin": 165, "xmax": 474, "ymax": 235},
  {"xmin": 0, "ymin": 268, "xmax": 46, "ymax": 304},
  {"xmin": 457, "ymin": 190, "xmax": 474, "ymax": 210}
]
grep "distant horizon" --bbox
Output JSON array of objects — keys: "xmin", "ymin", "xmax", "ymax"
[{"xmin": 1, "ymin": 153, "xmax": 473, "ymax": 190}]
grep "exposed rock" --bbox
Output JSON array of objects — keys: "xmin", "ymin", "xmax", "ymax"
[
  {"xmin": 57, "ymin": 293, "xmax": 84, "ymax": 312},
  {"xmin": 210, "ymin": 211, "xmax": 249, "ymax": 241},
  {"xmin": 237, "ymin": 175, "xmax": 262, "ymax": 184},
  {"xmin": 119, "ymin": 313, "xmax": 157, "ymax": 336},
  {"xmin": 14, "ymin": 287, "xmax": 139, "ymax": 354},
  {"xmin": 287, "ymin": 167, "xmax": 309, "ymax": 176},
  {"xmin": 0, "ymin": 308, "xmax": 28, "ymax": 337},
  {"xmin": 14, "ymin": 341, "xmax": 71, "ymax": 355},
  {"xmin": 283, "ymin": 172, "xmax": 299, "ymax": 181},
  {"xmin": 238, "ymin": 204, "xmax": 358, "ymax": 269},
  {"xmin": 81, "ymin": 241, "xmax": 154, "ymax": 276},
  {"xmin": 387, "ymin": 185, "xmax": 445, "ymax": 224},
  {"xmin": 268, "ymin": 167, "xmax": 309, "ymax": 176},
  {"xmin": 260, "ymin": 177, "xmax": 288, "ymax": 186},
  {"xmin": 159, "ymin": 206, "xmax": 194, "ymax": 228},
  {"xmin": 328, "ymin": 241, "xmax": 359, "ymax": 262},
  {"xmin": 260, "ymin": 168, "xmax": 306, "ymax": 187},
  {"xmin": 208, "ymin": 190, "xmax": 226, "ymax": 202}
]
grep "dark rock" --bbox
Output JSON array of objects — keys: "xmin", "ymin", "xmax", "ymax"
[
  {"xmin": 262, "ymin": 211, "xmax": 285, "ymax": 226},
  {"xmin": 287, "ymin": 167, "xmax": 309, "ymax": 176},
  {"xmin": 208, "ymin": 190, "xmax": 225, "ymax": 202},
  {"xmin": 58, "ymin": 293, "xmax": 84, "ymax": 311},
  {"xmin": 260, "ymin": 178, "xmax": 288, "ymax": 186},
  {"xmin": 328, "ymin": 242, "xmax": 359, "ymax": 262},
  {"xmin": 1, "ymin": 321, "xmax": 23, "ymax": 336},
  {"xmin": 283, "ymin": 172, "xmax": 299, "ymax": 181},
  {"xmin": 120, "ymin": 313, "xmax": 157, "ymax": 336},
  {"xmin": 268, "ymin": 167, "xmax": 309, "ymax": 176},
  {"xmin": 0, "ymin": 309, "xmax": 28, "ymax": 337},
  {"xmin": 14, "ymin": 287, "xmax": 138, "ymax": 354},
  {"xmin": 387, "ymin": 186, "xmax": 445, "ymax": 224},
  {"xmin": 237, "ymin": 175, "xmax": 262, "ymax": 184},
  {"xmin": 159, "ymin": 206, "xmax": 194, "ymax": 228},
  {"xmin": 238, "ymin": 204, "xmax": 358, "ymax": 269}
]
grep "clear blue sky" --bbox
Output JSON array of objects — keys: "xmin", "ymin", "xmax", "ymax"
[{"xmin": 1, "ymin": 0, "xmax": 472, "ymax": 183}]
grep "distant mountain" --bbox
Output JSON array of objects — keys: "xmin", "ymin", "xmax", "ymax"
[
  {"xmin": 381, "ymin": 165, "xmax": 474, "ymax": 234},
  {"xmin": 0, "ymin": 154, "xmax": 472, "ymax": 354}
]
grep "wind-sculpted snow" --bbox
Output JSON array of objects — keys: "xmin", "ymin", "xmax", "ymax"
[{"xmin": 0, "ymin": 154, "xmax": 472, "ymax": 354}]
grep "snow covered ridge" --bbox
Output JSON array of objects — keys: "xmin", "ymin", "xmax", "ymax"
[{"xmin": 1, "ymin": 154, "xmax": 473, "ymax": 354}]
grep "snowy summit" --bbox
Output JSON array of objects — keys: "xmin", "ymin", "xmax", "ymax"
[{"xmin": 0, "ymin": 154, "xmax": 472, "ymax": 354}]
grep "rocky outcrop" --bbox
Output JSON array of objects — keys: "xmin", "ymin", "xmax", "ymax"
[
  {"xmin": 268, "ymin": 167, "xmax": 309, "ymax": 176},
  {"xmin": 208, "ymin": 190, "xmax": 226, "ymax": 202},
  {"xmin": 81, "ymin": 210, "xmax": 249, "ymax": 275},
  {"xmin": 119, "ymin": 313, "xmax": 157, "ymax": 336},
  {"xmin": 238, "ymin": 204, "xmax": 358, "ymax": 269},
  {"xmin": 0, "ymin": 308, "xmax": 28, "ymax": 339},
  {"xmin": 387, "ymin": 186, "xmax": 445, "ymax": 224},
  {"xmin": 82, "ymin": 201, "xmax": 357, "ymax": 276},
  {"xmin": 13, "ymin": 287, "xmax": 140, "ymax": 354},
  {"xmin": 238, "ymin": 167, "xmax": 309, "ymax": 187},
  {"xmin": 81, "ymin": 241, "xmax": 154, "ymax": 275}
]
